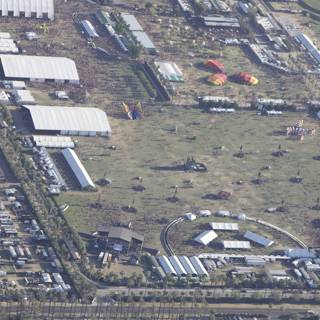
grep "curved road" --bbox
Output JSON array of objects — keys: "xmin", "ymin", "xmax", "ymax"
[{"xmin": 160, "ymin": 217, "xmax": 184, "ymax": 255}]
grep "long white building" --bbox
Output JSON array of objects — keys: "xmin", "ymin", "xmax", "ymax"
[
  {"xmin": 62, "ymin": 148, "xmax": 95, "ymax": 189},
  {"xmin": 24, "ymin": 105, "xmax": 111, "ymax": 137},
  {"xmin": 158, "ymin": 256, "xmax": 176, "ymax": 276},
  {"xmin": 0, "ymin": 55, "xmax": 79, "ymax": 84}
]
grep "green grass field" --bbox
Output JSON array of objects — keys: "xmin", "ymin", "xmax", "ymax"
[{"xmin": 56, "ymin": 107, "xmax": 320, "ymax": 254}]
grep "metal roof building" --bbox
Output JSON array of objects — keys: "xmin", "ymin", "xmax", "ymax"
[
  {"xmin": 13, "ymin": 89, "xmax": 35, "ymax": 105},
  {"xmin": 202, "ymin": 16, "xmax": 240, "ymax": 29},
  {"xmin": 0, "ymin": 38, "xmax": 18, "ymax": 53},
  {"xmin": 62, "ymin": 148, "xmax": 95, "ymax": 189},
  {"xmin": 210, "ymin": 222, "xmax": 239, "ymax": 231},
  {"xmin": 158, "ymin": 256, "xmax": 177, "ymax": 276},
  {"xmin": 296, "ymin": 33, "xmax": 320, "ymax": 64},
  {"xmin": 0, "ymin": 55, "xmax": 79, "ymax": 84},
  {"xmin": 80, "ymin": 20, "xmax": 99, "ymax": 38},
  {"xmin": 222, "ymin": 241, "xmax": 251, "ymax": 249},
  {"xmin": 155, "ymin": 61, "xmax": 184, "ymax": 82},
  {"xmin": 0, "ymin": 0, "xmax": 54, "ymax": 20},
  {"xmin": 32, "ymin": 135, "xmax": 75, "ymax": 148},
  {"xmin": 194, "ymin": 230, "xmax": 217, "ymax": 246},
  {"xmin": 120, "ymin": 13, "xmax": 143, "ymax": 31},
  {"xmin": 189, "ymin": 256, "xmax": 208, "ymax": 277},
  {"xmin": 132, "ymin": 31, "xmax": 156, "ymax": 54},
  {"xmin": 169, "ymin": 256, "xmax": 187, "ymax": 276},
  {"xmin": 285, "ymin": 248, "xmax": 316, "ymax": 259},
  {"xmin": 23, "ymin": 105, "xmax": 111, "ymax": 137},
  {"xmin": 178, "ymin": 256, "xmax": 197, "ymax": 276},
  {"xmin": 244, "ymin": 231, "xmax": 274, "ymax": 247}
]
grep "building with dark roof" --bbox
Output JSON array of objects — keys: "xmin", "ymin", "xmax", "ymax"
[{"xmin": 96, "ymin": 226, "xmax": 144, "ymax": 255}]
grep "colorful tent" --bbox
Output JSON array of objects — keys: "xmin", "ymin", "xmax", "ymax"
[
  {"xmin": 234, "ymin": 72, "xmax": 258, "ymax": 85},
  {"xmin": 207, "ymin": 73, "xmax": 227, "ymax": 86},
  {"xmin": 205, "ymin": 60, "xmax": 225, "ymax": 73}
]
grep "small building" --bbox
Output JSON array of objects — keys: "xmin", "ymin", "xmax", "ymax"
[
  {"xmin": 198, "ymin": 209, "xmax": 211, "ymax": 217},
  {"xmin": 158, "ymin": 256, "xmax": 177, "ymax": 276},
  {"xmin": 4, "ymin": 80, "xmax": 26, "ymax": 89},
  {"xmin": 266, "ymin": 269, "xmax": 291, "ymax": 282},
  {"xmin": 0, "ymin": 91, "xmax": 9, "ymax": 105},
  {"xmin": 169, "ymin": 256, "xmax": 187, "ymax": 276},
  {"xmin": 0, "ymin": 38, "xmax": 18, "ymax": 53},
  {"xmin": 189, "ymin": 256, "xmax": 208, "ymax": 277},
  {"xmin": 194, "ymin": 230, "xmax": 218, "ymax": 246},
  {"xmin": 13, "ymin": 90, "xmax": 35, "ymax": 105},
  {"xmin": 120, "ymin": 13, "xmax": 143, "ymax": 31},
  {"xmin": 285, "ymin": 248, "xmax": 316, "ymax": 259},
  {"xmin": 62, "ymin": 148, "xmax": 95, "ymax": 189},
  {"xmin": 80, "ymin": 20, "xmax": 99, "ymax": 38},
  {"xmin": 245, "ymin": 256, "xmax": 266, "ymax": 266},
  {"xmin": 178, "ymin": 256, "xmax": 198, "ymax": 276},
  {"xmin": 32, "ymin": 135, "xmax": 74, "ymax": 149},
  {"xmin": 96, "ymin": 226, "xmax": 144, "ymax": 255},
  {"xmin": 244, "ymin": 231, "xmax": 274, "ymax": 247},
  {"xmin": 132, "ymin": 31, "xmax": 156, "ymax": 54},
  {"xmin": 154, "ymin": 61, "xmax": 184, "ymax": 82},
  {"xmin": 210, "ymin": 222, "xmax": 239, "ymax": 231},
  {"xmin": 216, "ymin": 210, "xmax": 231, "ymax": 217},
  {"xmin": 185, "ymin": 212, "xmax": 196, "ymax": 221},
  {"xmin": 222, "ymin": 240, "xmax": 251, "ymax": 250},
  {"xmin": 202, "ymin": 16, "xmax": 240, "ymax": 29}
]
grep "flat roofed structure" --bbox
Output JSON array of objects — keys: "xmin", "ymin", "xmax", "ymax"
[
  {"xmin": 178, "ymin": 256, "xmax": 197, "ymax": 276},
  {"xmin": 0, "ymin": 0, "xmax": 54, "ymax": 20},
  {"xmin": 244, "ymin": 231, "xmax": 274, "ymax": 247},
  {"xmin": 210, "ymin": 222, "xmax": 239, "ymax": 231},
  {"xmin": 13, "ymin": 90, "xmax": 35, "ymax": 104},
  {"xmin": 189, "ymin": 256, "xmax": 208, "ymax": 276},
  {"xmin": 194, "ymin": 230, "xmax": 217, "ymax": 246},
  {"xmin": 120, "ymin": 13, "xmax": 143, "ymax": 31},
  {"xmin": 0, "ymin": 38, "xmax": 18, "ymax": 53},
  {"xmin": 155, "ymin": 61, "xmax": 184, "ymax": 82},
  {"xmin": 32, "ymin": 136, "xmax": 75, "ymax": 148},
  {"xmin": 169, "ymin": 256, "xmax": 187, "ymax": 276},
  {"xmin": 222, "ymin": 241, "xmax": 251, "ymax": 249},
  {"xmin": 132, "ymin": 31, "xmax": 156, "ymax": 53},
  {"xmin": 158, "ymin": 256, "xmax": 176, "ymax": 276},
  {"xmin": 62, "ymin": 148, "xmax": 95, "ymax": 189},
  {"xmin": 0, "ymin": 55, "xmax": 79, "ymax": 84},
  {"xmin": 285, "ymin": 248, "xmax": 316, "ymax": 259},
  {"xmin": 203, "ymin": 16, "xmax": 240, "ymax": 28},
  {"xmin": 23, "ymin": 105, "xmax": 111, "ymax": 137}
]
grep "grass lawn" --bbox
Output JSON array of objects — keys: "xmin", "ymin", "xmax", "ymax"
[{"xmin": 57, "ymin": 107, "xmax": 320, "ymax": 254}]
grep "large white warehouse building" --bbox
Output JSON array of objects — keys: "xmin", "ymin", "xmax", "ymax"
[
  {"xmin": 0, "ymin": 55, "xmax": 79, "ymax": 84},
  {"xmin": 62, "ymin": 148, "xmax": 95, "ymax": 189},
  {"xmin": 23, "ymin": 105, "xmax": 112, "ymax": 137},
  {"xmin": 0, "ymin": 0, "xmax": 54, "ymax": 20}
]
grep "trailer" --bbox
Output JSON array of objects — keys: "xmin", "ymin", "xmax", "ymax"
[{"xmin": 9, "ymin": 246, "xmax": 17, "ymax": 259}]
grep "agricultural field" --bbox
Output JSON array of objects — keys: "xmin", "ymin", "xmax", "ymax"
[{"xmin": 56, "ymin": 107, "xmax": 320, "ymax": 255}]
